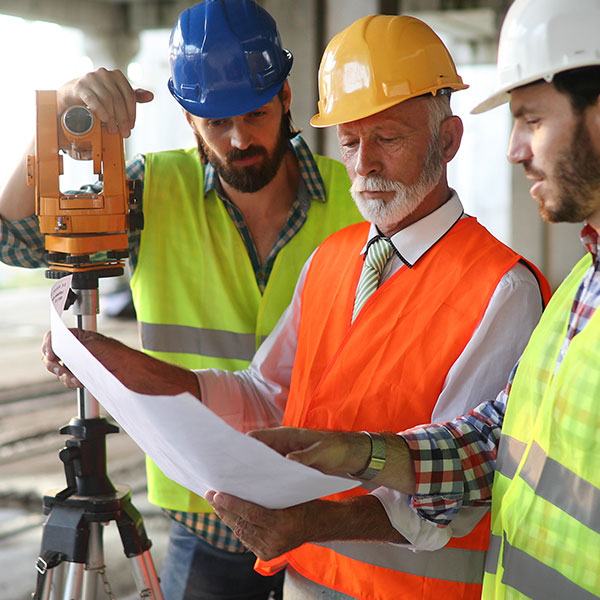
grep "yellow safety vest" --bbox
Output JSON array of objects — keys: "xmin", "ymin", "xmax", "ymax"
[
  {"xmin": 130, "ymin": 147, "xmax": 362, "ymax": 512},
  {"xmin": 483, "ymin": 254, "xmax": 600, "ymax": 599}
]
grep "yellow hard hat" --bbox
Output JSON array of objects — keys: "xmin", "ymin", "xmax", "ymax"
[{"xmin": 311, "ymin": 15, "xmax": 468, "ymax": 128}]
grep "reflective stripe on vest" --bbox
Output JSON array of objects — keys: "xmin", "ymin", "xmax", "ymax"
[
  {"xmin": 141, "ymin": 322, "xmax": 260, "ymax": 362},
  {"xmin": 496, "ymin": 434, "xmax": 526, "ymax": 481},
  {"xmin": 486, "ymin": 534, "xmax": 598, "ymax": 600},
  {"xmin": 318, "ymin": 541, "xmax": 485, "ymax": 584},
  {"xmin": 484, "ymin": 534, "xmax": 501, "ymax": 575},
  {"xmin": 519, "ymin": 442, "xmax": 600, "ymax": 534},
  {"xmin": 496, "ymin": 436, "xmax": 600, "ymax": 533}
]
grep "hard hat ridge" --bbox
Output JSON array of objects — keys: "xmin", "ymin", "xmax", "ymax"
[{"xmin": 168, "ymin": 0, "xmax": 293, "ymax": 119}]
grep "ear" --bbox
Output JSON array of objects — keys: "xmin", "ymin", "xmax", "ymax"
[
  {"xmin": 184, "ymin": 111, "xmax": 200, "ymax": 135},
  {"xmin": 280, "ymin": 80, "xmax": 292, "ymax": 113},
  {"xmin": 439, "ymin": 115, "xmax": 463, "ymax": 163}
]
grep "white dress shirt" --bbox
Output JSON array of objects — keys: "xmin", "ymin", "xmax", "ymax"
[{"xmin": 196, "ymin": 193, "xmax": 544, "ymax": 551}]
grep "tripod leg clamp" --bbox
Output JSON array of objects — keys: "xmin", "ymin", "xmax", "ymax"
[{"xmin": 33, "ymin": 550, "xmax": 66, "ymax": 600}]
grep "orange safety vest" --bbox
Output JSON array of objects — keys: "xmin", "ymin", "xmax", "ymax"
[{"xmin": 257, "ymin": 218, "xmax": 550, "ymax": 600}]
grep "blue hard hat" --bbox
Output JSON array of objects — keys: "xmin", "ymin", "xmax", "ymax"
[{"xmin": 168, "ymin": 0, "xmax": 293, "ymax": 119}]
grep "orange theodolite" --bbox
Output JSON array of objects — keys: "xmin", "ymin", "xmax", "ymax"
[{"xmin": 26, "ymin": 90, "xmax": 142, "ymax": 278}]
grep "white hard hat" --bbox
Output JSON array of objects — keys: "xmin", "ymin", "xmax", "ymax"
[{"xmin": 472, "ymin": 0, "xmax": 600, "ymax": 114}]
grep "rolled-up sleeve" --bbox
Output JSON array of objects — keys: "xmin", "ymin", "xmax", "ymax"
[
  {"xmin": 0, "ymin": 215, "xmax": 47, "ymax": 268},
  {"xmin": 401, "ymin": 386, "xmax": 509, "ymax": 526}
]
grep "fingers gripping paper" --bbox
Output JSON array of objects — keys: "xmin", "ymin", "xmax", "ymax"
[{"xmin": 49, "ymin": 277, "xmax": 358, "ymax": 509}]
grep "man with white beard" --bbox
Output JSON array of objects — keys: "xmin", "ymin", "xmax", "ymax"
[{"xmin": 43, "ymin": 15, "xmax": 550, "ymax": 600}]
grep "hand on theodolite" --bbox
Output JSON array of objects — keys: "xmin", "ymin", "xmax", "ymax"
[
  {"xmin": 0, "ymin": 68, "xmax": 152, "ymax": 223},
  {"xmin": 57, "ymin": 67, "xmax": 154, "ymax": 139}
]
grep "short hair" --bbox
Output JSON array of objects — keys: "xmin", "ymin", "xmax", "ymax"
[
  {"xmin": 277, "ymin": 87, "xmax": 301, "ymax": 140},
  {"xmin": 553, "ymin": 66, "xmax": 600, "ymax": 114},
  {"xmin": 426, "ymin": 91, "xmax": 452, "ymax": 135}
]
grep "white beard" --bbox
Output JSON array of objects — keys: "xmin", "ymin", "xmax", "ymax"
[{"xmin": 350, "ymin": 138, "xmax": 444, "ymax": 231}]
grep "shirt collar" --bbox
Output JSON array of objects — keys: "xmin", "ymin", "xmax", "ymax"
[
  {"xmin": 580, "ymin": 222, "xmax": 600, "ymax": 263},
  {"xmin": 202, "ymin": 134, "xmax": 327, "ymax": 203},
  {"xmin": 361, "ymin": 191, "xmax": 464, "ymax": 267}
]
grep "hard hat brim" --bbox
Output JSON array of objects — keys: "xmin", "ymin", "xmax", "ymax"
[
  {"xmin": 311, "ymin": 83, "xmax": 469, "ymax": 128},
  {"xmin": 471, "ymin": 88, "xmax": 511, "ymax": 115},
  {"xmin": 471, "ymin": 57, "xmax": 600, "ymax": 114},
  {"xmin": 168, "ymin": 76, "xmax": 288, "ymax": 120}
]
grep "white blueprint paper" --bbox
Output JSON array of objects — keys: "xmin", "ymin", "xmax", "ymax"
[{"xmin": 49, "ymin": 276, "xmax": 359, "ymax": 509}]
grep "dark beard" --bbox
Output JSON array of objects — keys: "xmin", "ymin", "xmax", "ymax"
[
  {"xmin": 197, "ymin": 122, "xmax": 290, "ymax": 194},
  {"xmin": 547, "ymin": 117, "xmax": 600, "ymax": 223}
]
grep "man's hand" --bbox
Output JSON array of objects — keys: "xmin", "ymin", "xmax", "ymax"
[
  {"xmin": 249, "ymin": 427, "xmax": 371, "ymax": 476},
  {"xmin": 250, "ymin": 427, "xmax": 417, "ymax": 494},
  {"xmin": 205, "ymin": 490, "xmax": 408, "ymax": 558},
  {"xmin": 206, "ymin": 491, "xmax": 317, "ymax": 560},
  {"xmin": 42, "ymin": 328, "xmax": 96, "ymax": 388},
  {"xmin": 57, "ymin": 68, "xmax": 154, "ymax": 138},
  {"xmin": 42, "ymin": 329, "xmax": 201, "ymax": 398}
]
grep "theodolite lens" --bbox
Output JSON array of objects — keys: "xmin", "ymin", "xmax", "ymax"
[{"xmin": 62, "ymin": 106, "xmax": 94, "ymax": 136}]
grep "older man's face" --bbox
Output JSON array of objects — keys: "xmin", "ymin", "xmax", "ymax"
[
  {"xmin": 508, "ymin": 82, "xmax": 600, "ymax": 228},
  {"xmin": 337, "ymin": 97, "xmax": 445, "ymax": 235}
]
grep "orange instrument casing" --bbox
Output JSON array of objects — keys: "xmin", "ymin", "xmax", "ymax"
[{"xmin": 27, "ymin": 90, "xmax": 140, "ymax": 274}]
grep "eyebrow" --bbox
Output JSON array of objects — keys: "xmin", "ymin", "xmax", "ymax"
[{"xmin": 511, "ymin": 104, "xmax": 536, "ymax": 119}]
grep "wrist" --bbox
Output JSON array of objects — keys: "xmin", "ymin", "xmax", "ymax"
[
  {"xmin": 341, "ymin": 431, "xmax": 373, "ymax": 475},
  {"xmin": 349, "ymin": 431, "xmax": 386, "ymax": 480}
]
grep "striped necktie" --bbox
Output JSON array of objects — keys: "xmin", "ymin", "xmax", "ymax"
[{"xmin": 352, "ymin": 236, "xmax": 395, "ymax": 322}]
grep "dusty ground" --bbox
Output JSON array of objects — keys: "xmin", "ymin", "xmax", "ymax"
[{"xmin": 0, "ymin": 285, "xmax": 169, "ymax": 600}]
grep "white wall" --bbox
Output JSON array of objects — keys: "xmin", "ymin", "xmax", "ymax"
[{"xmin": 125, "ymin": 29, "xmax": 195, "ymax": 157}]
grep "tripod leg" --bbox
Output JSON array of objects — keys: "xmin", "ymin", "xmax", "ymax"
[
  {"xmin": 116, "ymin": 497, "xmax": 163, "ymax": 599},
  {"xmin": 63, "ymin": 562, "xmax": 84, "ymax": 600},
  {"xmin": 49, "ymin": 564, "xmax": 66, "ymax": 600},
  {"xmin": 142, "ymin": 550, "xmax": 163, "ymax": 599},
  {"xmin": 80, "ymin": 523, "xmax": 108, "ymax": 600},
  {"xmin": 129, "ymin": 553, "xmax": 161, "ymax": 599}
]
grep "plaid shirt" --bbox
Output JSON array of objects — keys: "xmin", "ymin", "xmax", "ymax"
[
  {"xmin": 402, "ymin": 223, "xmax": 600, "ymax": 527},
  {"xmin": 0, "ymin": 134, "xmax": 329, "ymax": 552}
]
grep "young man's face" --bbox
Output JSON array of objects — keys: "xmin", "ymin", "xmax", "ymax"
[
  {"xmin": 186, "ymin": 82, "xmax": 291, "ymax": 194},
  {"xmin": 508, "ymin": 82, "xmax": 600, "ymax": 227}
]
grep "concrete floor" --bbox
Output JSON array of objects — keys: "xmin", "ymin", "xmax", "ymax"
[{"xmin": 0, "ymin": 285, "xmax": 170, "ymax": 600}]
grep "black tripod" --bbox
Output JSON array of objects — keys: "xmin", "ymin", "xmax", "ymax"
[{"xmin": 33, "ymin": 269, "xmax": 163, "ymax": 600}]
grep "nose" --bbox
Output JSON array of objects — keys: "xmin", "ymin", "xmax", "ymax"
[
  {"xmin": 354, "ymin": 140, "xmax": 382, "ymax": 178},
  {"xmin": 229, "ymin": 118, "xmax": 253, "ymax": 150},
  {"xmin": 507, "ymin": 123, "xmax": 532, "ymax": 165}
]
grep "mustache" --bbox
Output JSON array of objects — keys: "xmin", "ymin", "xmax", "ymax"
[
  {"xmin": 523, "ymin": 162, "xmax": 545, "ymax": 180},
  {"xmin": 351, "ymin": 175, "xmax": 403, "ymax": 193},
  {"xmin": 226, "ymin": 146, "xmax": 268, "ymax": 163}
]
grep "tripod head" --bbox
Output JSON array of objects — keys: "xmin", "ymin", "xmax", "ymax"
[{"xmin": 26, "ymin": 90, "xmax": 143, "ymax": 281}]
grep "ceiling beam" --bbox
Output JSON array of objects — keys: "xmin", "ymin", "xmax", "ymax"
[{"xmin": 0, "ymin": 0, "xmax": 190, "ymax": 34}]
